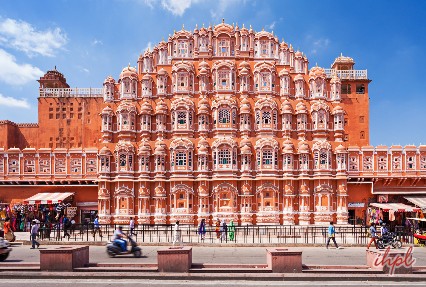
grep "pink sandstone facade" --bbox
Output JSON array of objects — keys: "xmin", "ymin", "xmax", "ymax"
[{"xmin": 0, "ymin": 21, "xmax": 425, "ymax": 225}]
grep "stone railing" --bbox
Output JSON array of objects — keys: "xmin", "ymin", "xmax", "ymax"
[
  {"xmin": 39, "ymin": 88, "xmax": 103, "ymax": 98},
  {"xmin": 324, "ymin": 69, "xmax": 368, "ymax": 80}
]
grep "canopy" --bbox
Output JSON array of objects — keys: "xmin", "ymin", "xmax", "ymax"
[
  {"xmin": 407, "ymin": 217, "xmax": 426, "ymax": 222},
  {"xmin": 24, "ymin": 192, "xmax": 74, "ymax": 205},
  {"xmin": 370, "ymin": 203, "xmax": 420, "ymax": 212},
  {"xmin": 404, "ymin": 196, "xmax": 426, "ymax": 209}
]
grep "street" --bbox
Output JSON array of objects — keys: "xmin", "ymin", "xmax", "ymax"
[
  {"xmin": 0, "ymin": 279, "xmax": 424, "ymax": 287},
  {"xmin": 4, "ymin": 244, "xmax": 426, "ymax": 266}
]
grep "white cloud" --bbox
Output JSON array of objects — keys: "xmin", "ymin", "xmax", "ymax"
[
  {"xmin": 0, "ymin": 49, "xmax": 44, "ymax": 85},
  {"xmin": 82, "ymin": 68, "xmax": 90, "ymax": 73},
  {"xmin": 210, "ymin": 0, "xmax": 242, "ymax": 21},
  {"xmin": 145, "ymin": 41, "xmax": 153, "ymax": 51},
  {"xmin": 309, "ymin": 37, "xmax": 330, "ymax": 55},
  {"xmin": 268, "ymin": 21, "xmax": 276, "ymax": 30},
  {"xmin": 91, "ymin": 39, "xmax": 103, "ymax": 46},
  {"xmin": 0, "ymin": 93, "xmax": 30, "ymax": 109},
  {"xmin": 0, "ymin": 18, "xmax": 67, "ymax": 57},
  {"xmin": 161, "ymin": 0, "xmax": 199, "ymax": 16}
]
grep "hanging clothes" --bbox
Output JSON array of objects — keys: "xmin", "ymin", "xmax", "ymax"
[{"xmin": 389, "ymin": 210, "xmax": 396, "ymax": 222}]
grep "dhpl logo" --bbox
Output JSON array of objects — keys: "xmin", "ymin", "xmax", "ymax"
[{"xmin": 373, "ymin": 246, "xmax": 416, "ymax": 275}]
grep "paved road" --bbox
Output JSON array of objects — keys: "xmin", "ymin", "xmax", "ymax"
[
  {"xmin": 5, "ymin": 244, "xmax": 426, "ymax": 266},
  {"xmin": 0, "ymin": 279, "xmax": 424, "ymax": 287}
]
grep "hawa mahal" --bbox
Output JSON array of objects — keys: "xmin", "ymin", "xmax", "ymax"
[{"xmin": 1, "ymin": 21, "xmax": 425, "ymax": 225}]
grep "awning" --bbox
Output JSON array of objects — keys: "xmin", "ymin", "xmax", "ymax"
[
  {"xmin": 24, "ymin": 192, "xmax": 74, "ymax": 205},
  {"xmin": 404, "ymin": 196, "xmax": 426, "ymax": 209},
  {"xmin": 370, "ymin": 203, "xmax": 420, "ymax": 212}
]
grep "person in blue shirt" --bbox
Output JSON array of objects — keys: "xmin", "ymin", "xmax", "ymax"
[
  {"xmin": 367, "ymin": 223, "xmax": 378, "ymax": 249},
  {"xmin": 326, "ymin": 221, "xmax": 340, "ymax": 249}
]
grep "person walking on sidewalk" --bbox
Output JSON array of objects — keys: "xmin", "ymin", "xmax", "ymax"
[
  {"xmin": 220, "ymin": 219, "xmax": 227, "ymax": 242},
  {"xmin": 215, "ymin": 218, "xmax": 220, "ymax": 239},
  {"xmin": 326, "ymin": 221, "xmax": 339, "ymax": 249},
  {"xmin": 92, "ymin": 215, "xmax": 102, "ymax": 237},
  {"xmin": 129, "ymin": 217, "xmax": 135, "ymax": 236},
  {"xmin": 62, "ymin": 215, "xmax": 71, "ymax": 239},
  {"xmin": 198, "ymin": 218, "xmax": 206, "ymax": 241},
  {"xmin": 172, "ymin": 221, "xmax": 181, "ymax": 246},
  {"xmin": 367, "ymin": 223, "xmax": 379, "ymax": 249},
  {"xmin": 228, "ymin": 219, "xmax": 236, "ymax": 241},
  {"xmin": 30, "ymin": 220, "xmax": 40, "ymax": 249}
]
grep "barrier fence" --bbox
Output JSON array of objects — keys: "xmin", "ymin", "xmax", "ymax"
[{"xmin": 30, "ymin": 223, "xmax": 416, "ymax": 245}]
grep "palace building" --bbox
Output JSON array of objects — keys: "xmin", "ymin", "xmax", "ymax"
[{"xmin": 1, "ymin": 21, "xmax": 425, "ymax": 225}]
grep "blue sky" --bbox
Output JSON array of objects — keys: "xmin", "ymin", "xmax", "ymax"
[{"xmin": 0, "ymin": 0, "xmax": 425, "ymax": 146}]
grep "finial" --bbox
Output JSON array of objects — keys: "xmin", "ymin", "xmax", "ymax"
[
  {"xmin": 316, "ymin": 62, "xmax": 318, "ymax": 67},
  {"xmin": 242, "ymin": 23, "xmax": 245, "ymax": 28},
  {"xmin": 174, "ymin": 29, "xmax": 176, "ymax": 33},
  {"xmin": 271, "ymin": 30, "xmax": 274, "ymax": 35},
  {"xmin": 262, "ymin": 27, "xmax": 264, "ymax": 31},
  {"xmin": 222, "ymin": 18, "xmax": 225, "ymax": 24},
  {"xmin": 195, "ymin": 23, "xmax": 198, "ymax": 29},
  {"xmin": 182, "ymin": 24, "xmax": 184, "ymax": 30},
  {"xmin": 54, "ymin": 65, "xmax": 57, "ymax": 70},
  {"xmin": 340, "ymin": 52, "xmax": 343, "ymax": 56},
  {"xmin": 250, "ymin": 24, "xmax": 252, "ymax": 29},
  {"xmin": 202, "ymin": 23, "xmax": 205, "ymax": 28},
  {"xmin": 128, "ymin": 63, "xmax": 130, "ymax": 68}
]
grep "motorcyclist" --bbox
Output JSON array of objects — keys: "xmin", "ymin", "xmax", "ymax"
[
  {"xmin": 112, "ymin": 226, "xmax": 127, "ymax": 252},
  {"xmin": 381, "ymin": 223, "xmax": 389, "ymax": 237}
]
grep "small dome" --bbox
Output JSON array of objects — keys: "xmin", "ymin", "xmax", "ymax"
[
  {"xmin": 281, "ymin": 100, "xmax": 293, "ymax": 114},
  {"xmin": 239, "ymin": 60, "xmax": 250, "ymax": 69},
  {"xmin": 140, "ymin": 100, "xmax": 152, "ymax": 114},
  {"xmin": 154, "ymin": 138, "xmax": 166, "ymax": 155},
  {"xmin": 240, "ymin": 144, "xmax": 251, "ymax": 154},
  {"xmin": 332, "ymin": 105, "xmax": 344, "ymax": 114},
  {"xmin": 295, "ymin": 102, "xmax": 307, "ymax": 113},
  {"xmin": 280, "ymin": 41, "xmax": 288, "ymax": 49},
  {"xmin": 198, "ymin": 145, "xmax": 209, "ymax": 154},
  {"xmin": 239, "ymin": 67, "xmax": 250, "ymax": 75},
  {"xmin": 294, "ymin": 74, "xmax": 304, "ymax": 81},
  {"xmin": 138, "ymin": 140, "xmax": 151, "ymax": 154},
  {"xmin": 198, "ymin": 185, "xmax": 209, "ymax": 196},
  {"xmin": 279, "ymin": 68, "xmax": 289, "ymax": 77},
  {"xmin": 139, "ymin": 186, "xmax": 149, "ymax": 196},
  {"xmin": 298, "ymin": 141, "xmax": 310, "ymax": 153},
  {"xmin": 101, "ymin": 106, "xmax": 113, "ymax": 115},
  {"xmin": 335, "ymin": 144, "xmax": 346, "ymax": 153},
  {"xmin": 142, "ymin": 74, "xmax": 152, "ymax": 81},
  {"xmin": 309, "ymin": 66, "xmax": 326, "ymax": 79},
  {"xmin": 99, "ymin": 146, "xmax": 112, "ymax": 155},
  {"xmin": 199, "ymin": 67, "xmax": 208, "ymax": 75},
  {"xmin": 155, "ymin": 99, "xmax": 168, "ymax": 114},
  {"xmin": 197, "ymin": 96, "xmax": 210, "ymax": 114},
  {"xmin": 199, "ymin": 60, "xmax": 209, "ymax": 69},
  {"xmin": 295, "ymin": 50, "xmax": 303, "ymax": 57},
  {"xmin": 154, "ymin": 186, "xmax": 165, "ymax": 195},
  {"xmin": 282, "ymin": 139, "xmax": 294, "ymax": 153},
  {"xmin": 240, "ymin": 97, "xmax": 251, "ymax": 114},
  {"xmin": 242, "ymin": 183, "xmax": 251, "ymax": 195},
  {"xmin": 120, "ymin": 65, "xmax": 137, "ymax": 79},
  {"xmin": 157, "ymin": 68, "xmax": 168, "ymax": 76},
  {"xmin": 103, "ymin": 76, "xmax": 115, "ymax": 84}
]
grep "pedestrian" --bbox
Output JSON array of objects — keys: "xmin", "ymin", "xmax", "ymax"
[
  {"xmin": 62, "ymin": 215, "xmax": 70, "ymax": 239},
  {"xmin": 228, "ymin": 219, "xmax": 235, "ymax": 241},
  {"xmin": 172, "ymin": 221, "xmax": 181, "ymax": 246},
  {"xmin": 367, "ymin": 223, "xmax": 378, "ymax": 249},
  {"xmin": 198, "ymin": 218, "xmax": 206, "ymax": 240},
  {"xmin": 129, "ymin": 217, "xmax": 135, "ymax": 236},
  {"xmin": 326, "ymin": 221, "xmax": 339, "ymax": 249},
  {"xmin": 220, "ymin": 219, "xmax": 227, "ymax": 242},
  {"xmin": 70, "ymin": 217, "xmax": 76, "ymax": 234},
  {"xmin": 30, "ymin": 219, "xmax": 40, "ymax": 249},
  {"xmin": 215, "ymin": 218, "xmax": 220, "ymax": 239},
  {"xmin": 93, "ymin": 215, "xmax": 102, "ymax": 237}
]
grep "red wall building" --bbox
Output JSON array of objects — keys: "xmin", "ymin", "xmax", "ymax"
[{"xmin": 0, "ymin": 21, "xmax": 424, "ymax": 225}]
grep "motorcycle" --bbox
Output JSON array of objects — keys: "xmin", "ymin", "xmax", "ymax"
[
  {"xmin": 377, "ymin": 232, "xmax": 402, "ymax": 249},
  {"xmin": 106, "ymin": 235, "xmax": 141, "ymax": 258},
  {"xmin": 0, "ymin": 237, "xmax": 11, "ymax": 261}
]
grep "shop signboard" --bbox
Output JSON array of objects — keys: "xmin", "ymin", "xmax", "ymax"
[
  {"xmin": 67, "ymin": 207, "xmax": 77, "ymax": 218},
  {"xmin": 348, "ymin": 202, "xmax": 365, "ymax": 208}
]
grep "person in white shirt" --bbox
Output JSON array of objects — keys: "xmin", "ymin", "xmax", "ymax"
[
  {"xmin": 30, "ymin": 220, "xmax": 40, "ymax": 249},
  {"xmin": 129, "ymin": 217, "xmax": 135, "ymax": 236},
  {"xmin": 172, "ymin": 221, "xmax": 181, "ymax": 246}
]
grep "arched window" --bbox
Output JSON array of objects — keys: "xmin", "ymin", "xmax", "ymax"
[
  {"xmin": 219, "ymin": 109, "xmax": 230, "ymax": 124},
  {"xmin": 299, "ymin": 154, "xmax": 309, "ymax": 171}
]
